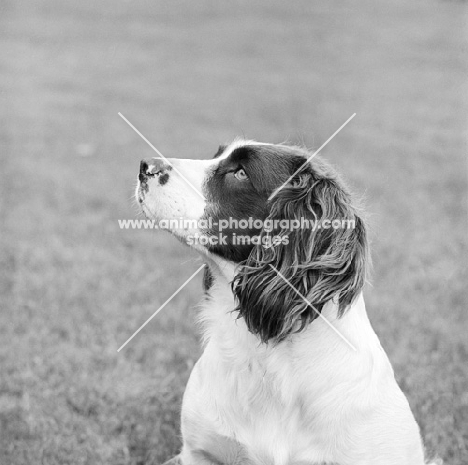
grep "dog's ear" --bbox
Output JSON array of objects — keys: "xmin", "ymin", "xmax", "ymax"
[{"xmin": 232, "ymin": 159, "xmax": 368, "ymax": 343}]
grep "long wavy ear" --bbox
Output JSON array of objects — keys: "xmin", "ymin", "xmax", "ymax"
[{"xmin": 232, "ymin": 158, "xmax": 368, "ymax": 343}]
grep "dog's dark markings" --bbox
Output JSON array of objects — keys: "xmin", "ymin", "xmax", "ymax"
[
  {"xmin": 213, "ymin": 144, "xmax": 227, "ymax": 158},
  {"xmin": 202, "ymin": 145, "xmax": 308, "ymax": 263},
  {"xmin": 159, "ymin": 173, "xmax": 170, "ymax": 185},
  {"xmin": 232, "ymin": 153, "xmax": 368, "ymax": 343},
  {"xmin": 202, "ymin": 266, "xmax": 214, "ymax": 292}
]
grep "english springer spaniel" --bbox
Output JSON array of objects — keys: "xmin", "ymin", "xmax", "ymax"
[{"xmin": 136, "ymin": 139, "xmax": 438, "ymax": 465}]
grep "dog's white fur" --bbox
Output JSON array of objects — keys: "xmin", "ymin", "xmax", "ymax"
[{"xmin": 136, "ymin": 140, "xmax": 436, "ymax": 465}]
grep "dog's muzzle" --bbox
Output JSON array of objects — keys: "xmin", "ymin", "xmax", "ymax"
[{"xmin": 139, "ymin": 158, "xmax": 172, "ymax": 184}]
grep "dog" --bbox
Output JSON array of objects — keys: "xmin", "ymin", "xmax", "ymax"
[{"xmin": 135, "ymin": 139, "xmax": 437, "ymax": 465}]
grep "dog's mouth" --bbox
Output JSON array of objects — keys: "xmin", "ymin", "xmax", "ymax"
[
  {"xmin": 138, "ymin": 180, "xmax": 148, "ymax": 195},
  {"xmin": 135, "ymin": 180, "xmax": 150, "ymax": 212},
  {"xmin": 139, "ymin": 200, "xmax": 153, "ymax": 221}
]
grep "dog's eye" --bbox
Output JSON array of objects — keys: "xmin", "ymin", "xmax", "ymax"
[{"xmin": 234, "ymin": 168, "xmax": 248, "ymax": 181}]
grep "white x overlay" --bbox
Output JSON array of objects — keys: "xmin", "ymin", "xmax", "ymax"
[
  {"xmin": 117, "ymin": 264, "xmax": 206, "ymax": 352},
  {"xmin": 118, "ymin": 112, "xmax": 206, "ymax": 200},
  {"xmin": 269, "ymin": 265, "xmax": 357, "ymax": 351},
  {"xmin": 117, "ymin": 113, "xmax": 356, "ymax": 352},
  {"xmin": 270, "ymin": 113, "xmax": 356, "ymax": 200}
]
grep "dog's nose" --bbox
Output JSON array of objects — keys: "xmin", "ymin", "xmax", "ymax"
[{"xmin": 139, "ymin": 158, "xmax": 171, "ymax": 183}]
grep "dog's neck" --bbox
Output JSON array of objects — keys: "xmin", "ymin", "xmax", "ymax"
[
  {"xmin": 199, "ymin": 260, "xmax": 380, "ymax": 372},
  {"xmin": 204, "ymin": 256, "xmax": 238, "ymax": 283}
]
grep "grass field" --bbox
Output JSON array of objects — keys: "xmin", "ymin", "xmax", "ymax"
[{"xmin": 0, "ymin": 0, "xmax": 467, "ymax": 463}]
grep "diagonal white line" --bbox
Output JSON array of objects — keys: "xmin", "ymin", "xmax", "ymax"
[
  {"xmin": 269, "ymin": 264, "xmax": 357, "ymax": 351},
  {"xmin": 118, "ymin": 112, "xmax": 206, "ymax": 200},
  {"xmin": 117, "ymin": 264, "xmax": 206, "ymax": 352},
  {"xmin": 269, "ymin": 113, "xmax": 356, "ymax": 200}
]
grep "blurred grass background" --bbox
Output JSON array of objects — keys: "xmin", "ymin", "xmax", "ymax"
[{"xmin": 0, "ymin": 0, "xmax": 467, "ymax": 463}]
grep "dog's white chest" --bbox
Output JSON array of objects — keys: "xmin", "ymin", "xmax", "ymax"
[
  {"xmin": 179, "ymin": 292, "xmax": 426, "ymax": 465},
  {"xmin": 181, "ymin": 348, "xmax": 325, "ymax": 465}
]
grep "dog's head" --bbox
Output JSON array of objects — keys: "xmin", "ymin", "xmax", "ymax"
[{"xmin": 136, "ymin": 139, "xmax": 368, "ymax": 342}]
